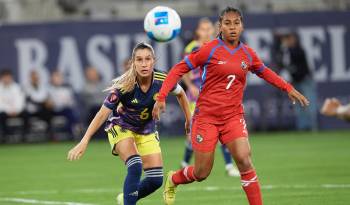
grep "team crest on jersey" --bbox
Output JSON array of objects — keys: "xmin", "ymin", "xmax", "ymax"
[
  {"xmin": 153, "ymin": 93, "xmax": 159, "ymax": 101},
  {"xmin": 241, "ymin": 61, "xmax": 248, "ymax": 70},
  {"xmin": 196, "ymin": 134, "xmax": 203, "ymax": 143}
]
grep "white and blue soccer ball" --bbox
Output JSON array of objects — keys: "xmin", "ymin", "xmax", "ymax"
[{"xmin": 144, "ymin": 6, "xmax": 181, "ymax": 42}]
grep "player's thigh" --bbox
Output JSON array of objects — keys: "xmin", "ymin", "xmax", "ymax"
[
  {"xmin": 193, "ymin": 150, "xmax": 215, "ymax": 179},
  {"xmin": 141, "ymin": 153, "xmax": 163, "ymax": 169},
  {"xmin": 106, "ymin": 125, "xmax": 138, "ymax": 162},
  {"xmin": 115, "ymin": 138, "xmax": 138, "ymax": 162},
  {"xmin": 225, "ymin": 137, "xmax": 253, "ymax": 172}
]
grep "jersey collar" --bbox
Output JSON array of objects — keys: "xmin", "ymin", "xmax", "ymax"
[
  {"xmin": 136, "ymin": 73, "xmax": 153, "ymax": 94},
  {"xmin": 217, "ymin": 37, "xmax": 242, "ymax": 55}
]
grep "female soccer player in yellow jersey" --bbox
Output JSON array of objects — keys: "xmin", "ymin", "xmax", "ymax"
[{"xmin": 67, "ymin": 42, "xmax": 192, "ymax": 205}]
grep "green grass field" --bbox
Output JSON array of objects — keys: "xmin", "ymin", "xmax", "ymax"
[{"xmin": 1, "ymin": 130, "xmax": 350, "ymax": 205}]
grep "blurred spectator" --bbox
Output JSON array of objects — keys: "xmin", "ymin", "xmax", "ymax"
[
  {"xmin": 280, "ymin": 32, "xmax": 318, "ymax": 131},
  {"xmin": 123, "ymin": 58, "xmax": 131, "ymax": 72},
  {"xmin": 24, "ymin": 70, "xmax": 53, "ymax": 138},
  {"xmin": 81, "ymin": 66, "xmax": 106, "ymax": 124},
  {"xmin": 320, "ymin": 98, "xmax": 350, "ymax": 122},
  {"xmin": 0, "ymin": 69, "xmax": 27, "ymax": 142},
  {"xmin": 49, "ymin": 70, "xmax": 79, "ymax": 137}
]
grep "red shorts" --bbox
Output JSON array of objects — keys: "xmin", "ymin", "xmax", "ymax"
[{"xmin": 191, "ymin": 114, "xmax": 248, "ymax": 152}]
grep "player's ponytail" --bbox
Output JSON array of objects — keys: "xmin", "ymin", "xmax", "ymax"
[{"xmin": 105, "ymin": 42, "xmax": 155, "ymax": 93}]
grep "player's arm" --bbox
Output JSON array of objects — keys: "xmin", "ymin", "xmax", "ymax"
[
  {"xmin": 152, "ymin": 62, "xmax": 193, "ymax": 121},
  {"xmin": 171, "ymin": 84, "xmax": 192, "ymax": 134},
  {"xmin": 321, "ymin": 98, "xmax": 350, "ymax": 121},
  {"xmin": 67, "ymin": 91, "xmax": 119, "ymax": 161},
  {"xmin": 153, "ymin": 45, "xmax": 210, "ymax": 120},
  {"xmin": 248, "ymin": 47, "xmax": 309, "ymax": 107},
  {"xmin": 67, "ymin": 106, "xmax": 111, "ymax": 161}
]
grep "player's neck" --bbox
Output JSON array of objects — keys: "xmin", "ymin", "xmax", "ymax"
[
  {"xmin": 226, "ymin": 41, "xmax": 239, "ymax": 48},
  {"xmin": 136, "ymin": 75, "xmax": 152, "ymax": 92},
  {"xmin": 222, "ymin": 37, "xmax": 240, "ymax": 48}
]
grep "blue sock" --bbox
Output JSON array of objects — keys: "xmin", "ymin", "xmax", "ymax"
[
  {"xmin": 182, "ymin": 141, "xmax": 193, "ymax": 164},
  {"xmin": 220, "ymin": 144, "xmax": 233, "ymax": 165},
  {"xmin": 137, "ymin": 167, "xmax": 163, "ymax": 200},
  {"xmin": 124, "ymin": 155, "xmax": 142, "ymax": 205}
]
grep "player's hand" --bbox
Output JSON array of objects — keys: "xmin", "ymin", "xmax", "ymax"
[
  {"xmin": 152, "ymin": 101, "xmax": 166, "ymax": 121},
  {"xmin": 185, "ymin": 120, "xmax": 191, "ymax": 135},
  {"xmin": 67, "ymin": 141, "xmax": 88, "ymax": 161},
  {"xmin": 288, "ymin": 88, "xmax": 310, "ymax": 107},
  {"xmin": 320, "ymin": 98, "xmax": 341, "ymax": 116}
]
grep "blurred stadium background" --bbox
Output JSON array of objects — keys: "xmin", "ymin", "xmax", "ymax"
[{"xmin": 0, "ymin": 0, "xmax": 350, "ymax": 205}]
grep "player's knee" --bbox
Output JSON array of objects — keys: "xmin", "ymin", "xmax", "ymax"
[
  {"xmin": 145, "ymin": 167, "xmax": 163, "ymax": 189},
  {"xmin": 196, "ymin": 175, "xmax": 208, "ymax": 182},
  {"xmin": 150, "ymin": 176, "xmax": 163, "ymax": 189},
  {"xmin": 235, "ymin": 155, "xmax": 253, "ymax": 172},
  {"xmin": 126, "ymin": 155, "xmax": 143, "ymax": 176},
  {"xmin": 194, "ymin": 169, "xmax": 211, "ymax": 182}
]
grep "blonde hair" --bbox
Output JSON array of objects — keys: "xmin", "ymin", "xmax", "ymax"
[{"xmin": 105, "ymin": 42, "xmax": 155, "ymax": 93}]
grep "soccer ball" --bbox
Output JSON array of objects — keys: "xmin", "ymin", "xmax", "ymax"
[{"xmin": 144, "ymin": 6, "xmax": 181, "ymax": 42}]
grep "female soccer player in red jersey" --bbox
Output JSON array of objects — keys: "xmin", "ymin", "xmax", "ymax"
[
  {"xmin": 181, "ymin": 17, "xmax": 240, "ymax": 177},
  {"xmin": 153, "ymin": 7, "xmax": 309, "ymax": 205}
]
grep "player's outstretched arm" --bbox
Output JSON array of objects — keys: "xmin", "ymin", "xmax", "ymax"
[
  {"xmin": 175, "ymin": 89, "xmax": 192, "ymax": 135},
  {"xmin": 321, "ymin": 98, "xmax": 350, "ymax": 121},
  {"xmin": 254, "ymin": 67, "xmax": 309, "ymax": 107},
  {"xmin": 67, "ymin": 105, "xmax": 112, "ymax": 161}
]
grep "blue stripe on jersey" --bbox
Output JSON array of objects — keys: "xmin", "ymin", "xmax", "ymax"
[
  {"xmin": 200, "ymin": 66, "xmax": 207, "ymax": 91},
  {"xmin": 199, "ymin": 44, "xmax": 221, "ymax": 91},
  {"xmin": 253, "ymin": 65, "xmax": 266, "ymax": 74},
  {"xmin": 218, "ymin": 38, "xmax": 242, "ymax": 55},
  {"xmin": 241, "ymin": 45, "xmax": 253, "ymax": 65},
  {"xmin": 184, "ymin": 55, "xmax": 195, "ymax": 70}
]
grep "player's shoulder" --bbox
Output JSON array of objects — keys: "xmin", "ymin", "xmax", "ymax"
[
  {"xmin": 153, "ymin": 69, "xmax": 168, "ymax": 82},
  {"xmin": 240, "ymin": 42, "xmax": 256, "ymax": 54},
  {"xmin": 202, "ymin": 38, "xmax": 221, "ymax": 50},
  {"xmin": 108, "ymin": 87, "xmax": 126, "ymax": 97},
  {"xmin": 193, "ymin": 39, "xmax": 221, "ymax": 57}
]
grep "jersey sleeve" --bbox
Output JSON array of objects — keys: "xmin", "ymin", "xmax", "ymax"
[
  {"xmin": 157, "ymin": 42, "xmax": 214, "ymax": 101},
  {"xmin": 184, "ymin": 43, "xmax": 211, "ymax": 71},
  {"xmin": 246, "ymin": 46, "xmax": 267, "ymax": 74},
  {"xmin": 103, "ymin": 89, "xmax": 121, "ymax": 110},
  {"xmin": 157, "ymin": 61, "xmax": 190, "ymax": 101}
]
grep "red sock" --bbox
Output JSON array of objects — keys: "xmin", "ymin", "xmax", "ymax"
[
  {"xmin": 172, "ymin": 166, "xmax": 197, "ymax": 185},
  {"xmin": 241, "ymin": 169, "xmax": 263, "ymax": 205}
]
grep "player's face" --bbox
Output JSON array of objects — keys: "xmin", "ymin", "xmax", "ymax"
[
  {"xmin": 134, "ymin": 48, "xmax": 155, "ymax": 78},
  {"xmin": 1, "ymin": 74, "xmax": 13, "ymax": 85},
  {"xmin": 220, "ymin": 12, "xmax": 243, "ymax": 43},
  {"xmin": 197, "ymin": 21, "xmax": 215, "ymax": 43}
]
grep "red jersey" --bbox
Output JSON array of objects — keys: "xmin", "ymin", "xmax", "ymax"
[{"xmin": 158, "ymin": 38, "xmax": 293, "ymax": 123}]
